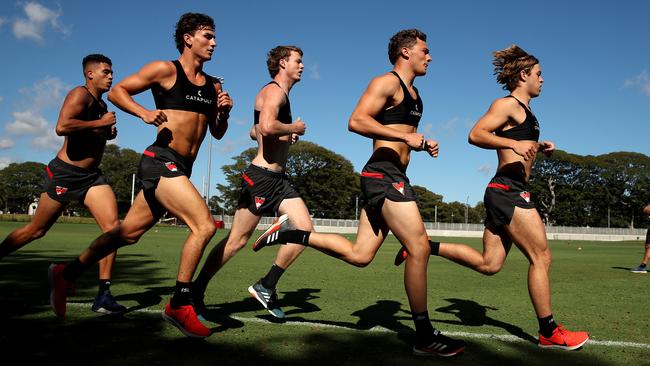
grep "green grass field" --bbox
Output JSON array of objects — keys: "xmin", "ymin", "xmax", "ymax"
[{"xmin": 1, "ymin": 221, "xmax": 648, "ymax": 365}]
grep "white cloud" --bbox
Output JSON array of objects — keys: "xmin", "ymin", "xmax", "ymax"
[
  {"xmin": 219, "ymin": 140, "xmax": 235, "ymax": 154},
  {"xmin": 418, "ymin": 122, "xmax": 432, "ymax": 136},
  {"xmin": 231, "ymin": 116, "xmax": 248, "ymax": 126},
  {"xmin": 308, "ymin": 63, "xmax": 321, "ymax": 80},
  {"xmin": 0, "ymin": 157, "xmax": 14, "ymax": 169},
  {"xmin": 478, "ymin": 163, "xmax": 493, "ymax": 175},
  {"xmin": 12, "ymin": 2, "xmax": 70, "ymax": 43},
  {"xmin": 0, "ymin": 139, "xmax": 15, "ymax": 149},
  {"xmin": 4, "ymin": 76, "xmax": 70, "ymax": 149},
  {"xmin": 18, "ymin": 76, "xmax": 68, "ymax": 110},
  {"xmin": 0, "ymin": 96, "xmax": 4, "ymax": 103},
  {"xmin": 32, "ymin": 129, "xmax": 62, "ymax": 151},
  {"xmin": 624, "ymin": 70, "xmax": 650, "ymax": 96},
  {"xmin": 6, "ymin": 110, "xmax": 49, "ymax": 134},
  {"xmin": 434, "ymin": 117, "xmax": 460, "ymax": 137}
]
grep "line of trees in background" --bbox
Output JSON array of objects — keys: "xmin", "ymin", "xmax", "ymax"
[{"xmin": 1, "ymin": 143, "xmax": 649, "ymax": 228}]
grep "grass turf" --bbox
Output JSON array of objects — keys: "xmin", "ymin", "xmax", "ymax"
[{"xmin": 0, "ymin": 221, "xmax": 648, "ymax": 365}]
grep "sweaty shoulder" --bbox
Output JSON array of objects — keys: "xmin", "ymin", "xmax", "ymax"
[
  {"xmin": 140, "ymin": 60, "xmax": 176, "ymax": 80},
  {"xmin": 488, "ymin": 96, "xmax": 520, "ymax": 116},
  {"xmin": 365, "ymin": 73, "xmax": 401, "ymax": 99},
  {"xmin": 68, "ymin": 86, "xmax": 90, "ymax": 99}
]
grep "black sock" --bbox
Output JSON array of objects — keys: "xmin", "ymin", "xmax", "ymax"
[
  {"xmin": 412, "ymin": 311, "xmax": 435, "ymax": 346},
  {"xmin": 260, "ymin": 264, "xmax": 285, "ymax": 289},
  {"xmin": 429, "ymin": 241, "xmax": 440, "ymax": 256},
  {"xmin": 281, "ymin": 230, "xmax": 311, "ymax": 245},
  {"xmin": 538, "ymin": 314, "xmax": 558, "ymax": 337},
  {"xmin": 191, "ymin": 281, "xmax": 206, "ymax": 298},
  {"xmin": 170, "ymin": 281, "xmax": 192, "ymax": 308},
  {"xmin": 62, "ymin": 258, "xmax": 88, "ymax": 283},
  {"xmin": 98, "ymin": 279, "xmax": 111, "ymax": 294}
]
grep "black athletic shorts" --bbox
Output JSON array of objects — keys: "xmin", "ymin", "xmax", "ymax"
[
  {"xmin": 137, "ymin": 144, "xmax": 193, "ymax": 193},
  {"xmin": 43, "ymin": 157, "xmax": 108, "ymax": 203},
  {"xmin": 237, "ymin": 164, "xmax": 300, "ymax": 215},
  {"xmin": 360, "ymin": 160, "xmax": 416, "ymax": 210},
  {"xmin": 483, "ymin": 174, "xmax": 535, "ymax": 228}
]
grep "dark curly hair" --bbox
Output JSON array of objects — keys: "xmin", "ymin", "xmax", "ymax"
[{"xmin": 174, "ymin": 13, "xmax": 215, "ymax": 54}]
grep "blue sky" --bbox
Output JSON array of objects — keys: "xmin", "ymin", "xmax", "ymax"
[{"xmin": 0, "ymin": 1, "xmax": 648, "ymax": 206}]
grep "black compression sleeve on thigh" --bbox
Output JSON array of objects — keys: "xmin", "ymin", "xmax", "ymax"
[{"xmin": 282, "ymin": 230, "xmax": 311, "ymax": 246}]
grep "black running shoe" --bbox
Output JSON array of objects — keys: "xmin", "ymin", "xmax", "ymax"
[{"xmin": 413, "ymin": 330, "xmax": 466, "ymax": 357}]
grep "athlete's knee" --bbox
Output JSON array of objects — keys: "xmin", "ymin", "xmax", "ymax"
[
  {"xmin": 226, "ymin": 235, "xmax": 249, "ymax": 252},
  {"xmin": 408, "ymin": 239, "xmax": 431, "ymax": 260},
  {"xmin": 193, "ymin": 222, "xmax": 217, "ymax": 243},
  {"xmin": 27, "ymin": 225, "xmax": 49, "ymax": 241},
  {"xmin": 530, "ymin": 247, "xmax": 552, "ymax": 269},
  {"xmin": 478, "ymin": 262, "xmax": 503, "ymax": 276},
  {"xmin": 116, "ymin": 227, "xmax": 141, "ymax": 246},
  {"xmin": 349, "ymin": 252, "xmax": 375, "ymax": 267},
  {"xmin": 102, "ymin": 219, "xmax": 120, "ymax": 232}
]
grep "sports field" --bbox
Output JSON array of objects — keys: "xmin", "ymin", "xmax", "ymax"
[{"xmin": 1, "ymin": 221, "xmax": 648, "ymax": 365}]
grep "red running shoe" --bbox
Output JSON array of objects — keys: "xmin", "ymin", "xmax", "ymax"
[
  {"xmin": 48, "ymin": 263, "xmax": 73, "ymax": 318},
  {"xmin": 538, "ymin": 324, "xmax": 589, "ymax": 350},
  {"xmin": 162, "ymin": 302, "xmax": 212, "ymax": 338}
]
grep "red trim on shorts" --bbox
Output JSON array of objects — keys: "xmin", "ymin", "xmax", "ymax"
[
  {"xmin": 242, "ymin": 172, "xmax": 254, "ymax": 186},
  {"xmin": 143, "ymin": 150, "xmax": 155, "ymax": 158},
  {"xmin": 45, "ymin": 166, "xmax": 53, "ymax": 179},
  {"xmin": 487, "ymin": 183, "xmax": 510, "ymax": 191},
  {"xmin": 361, "ymin": 172, "xmax": 384, "ymax": 179}
]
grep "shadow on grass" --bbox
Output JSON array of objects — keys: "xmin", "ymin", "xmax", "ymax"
[
  {"xmin": 0, "ymin": 251, "xmax": 170, "ymax": 318},
  {"xmin": 611, "ymin": 266, "xmax": 636, "ymax": 272},
  {"xmin": 0, "ymin": 311, "xmax": 612, "ymax": 366},
  {"xmin": 434, "ymin": 298, "xmax": 538, "ymax": 344},
  {"xmin": 0, "ymin": 251, "xmax": 619, "ymax": 365}
]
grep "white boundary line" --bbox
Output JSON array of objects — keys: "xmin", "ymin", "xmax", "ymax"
[{"xmin": 68, "ymin": 303, "xmax": 650, "ymax": 350}]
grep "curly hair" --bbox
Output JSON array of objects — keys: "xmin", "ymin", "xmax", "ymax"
[
  {"xmin": 388, "ymin": 29, "xmax": 427, "ymax": 65},
  {"xmin": 174, "ymin": 13, "xmax": 215, "ymax": 54},
  {"xmin": 266, "ymin": 45, "xmax": 303, "ymax": 78},
  {"xmin": 492, "ymin": 45, "xmax": 539, "ymax": 91}
]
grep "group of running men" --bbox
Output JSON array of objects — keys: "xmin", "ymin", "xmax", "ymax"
[{"xmin": 0, "ymin": 12, "xmax": 597, "ymax": 357}]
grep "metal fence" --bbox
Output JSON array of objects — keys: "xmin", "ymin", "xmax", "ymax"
[{"xmin": 214, "ymin": 215, "xmax": 647, "ymax": 236}]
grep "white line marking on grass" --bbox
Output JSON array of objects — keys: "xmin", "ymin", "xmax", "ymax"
[{"xmin": 68, "ymin": 303, "xmax": 650, "ymax": 350}]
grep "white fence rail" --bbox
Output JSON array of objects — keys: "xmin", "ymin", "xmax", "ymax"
[{"xmin": 212, "ymin": 215, "xmax": 647, "ymax": 242}]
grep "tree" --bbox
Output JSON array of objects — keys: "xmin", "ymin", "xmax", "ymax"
[
  {"xmin": 286, "ymin": 141, "xmax": 359, "ymax": 218},
  {"xmin": 412, "ymin": 185, "xmax": 443, "ymax": 222},
  {"xmin": 216, "ymin": 147, "xmax": 257, "ymax": 214},
  {"xmin": 217, "ymin": 140, "xmax": 360, "ymax": 218},
  {"xmin": 208, "ymin": 195, "xmax": 224, "ymax": 215},
  {"xmin": 0, "ymin": 162, "xmax": 46, "ymax": 213},
  {"xmin": 99, "ymin": 144, "xmax": 141, "ymax": 214},
  {"xmin": 530, "ymin": 150, "xmax": 650, "ymax": 227}
]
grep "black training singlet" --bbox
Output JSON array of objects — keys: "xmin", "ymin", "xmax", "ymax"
[
  {"xmin": 496, "ymin": 95, "xmax": 540, "ymax": 141},
  {"xmin": 253, "ymin": 81, "xmax": 292, "ymax": 125},
  {"xmin": 375, "ymin": 71, "xmax": 423, "ymax": 127},
  {"xmin": 152, "ymin": 60, "xmax": 216, "ymax": 117},
  {"xmin": 82, "ymin": 86, "xmax": 108, "ymax": 120}
]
